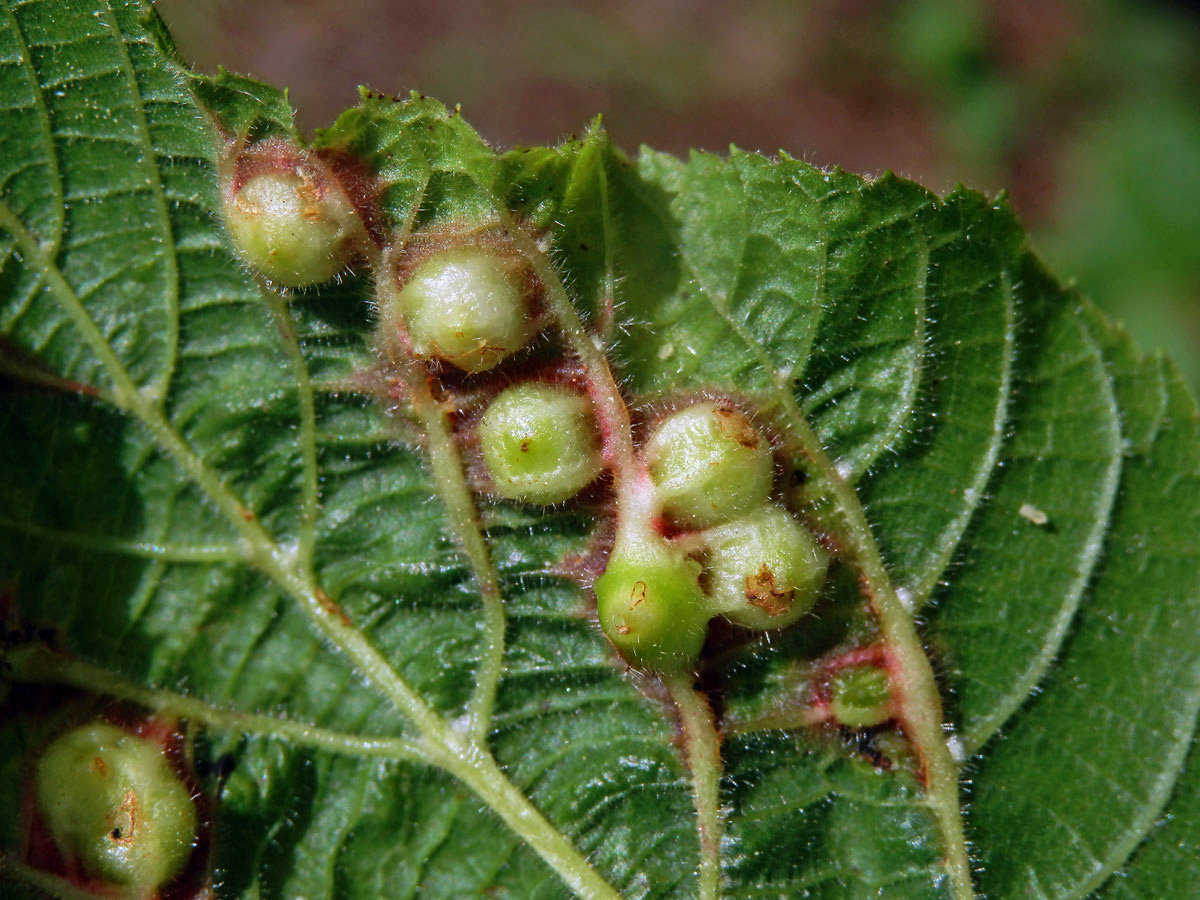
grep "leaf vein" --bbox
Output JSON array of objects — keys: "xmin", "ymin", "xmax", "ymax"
[
  {"xmin": 93, "ymin": 0, "xmax": 180, "ymax": 403},
  {"xmin": 2, "ymin": 0, "xmax": 62, "ymax": 254}
]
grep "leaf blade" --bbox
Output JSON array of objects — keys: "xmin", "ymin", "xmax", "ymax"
[{"xmin": 2, "ymin": 3, "xmax": 1199, "ymax": 898}]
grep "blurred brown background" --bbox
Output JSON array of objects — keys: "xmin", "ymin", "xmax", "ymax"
[{"xmin": 156, "ymin": 0, "xmax": 1200, "ymax": 389}]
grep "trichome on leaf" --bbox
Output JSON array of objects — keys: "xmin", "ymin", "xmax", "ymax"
[{"xmin": 1, "ymin": 4, "xmax": 1198, "ymax": 900}]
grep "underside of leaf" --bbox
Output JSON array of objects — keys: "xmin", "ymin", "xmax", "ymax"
[{"xmin": 1, "ymin": 3, "xmax": 1198, "ymax": 900}]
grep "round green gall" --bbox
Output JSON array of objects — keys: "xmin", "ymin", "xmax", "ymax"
[
  {"xmin": 35, "ymin": 721, "xmax": 198, "ymax": 892},
  {"xmin": 479, "ymin": 383, "xmax": 603, "ymax": 504},
  {"xmin": 595, "ymin": 535, "xmax": 711, "ymax": 671},
  {"xmin": 702, "ymin": 505, "xmax": 828, "ymax": 630},
  {"xmin": 645, "ymin": 402, "xmax": 774, "ymax": 528},
  {"xmin": 225, "ymin": 170, "xmax": 358, "ymax": 287},
  {"xmin": 387, "ymin": 247, "xmax": 535, "ymax": 373},
  {"xmin": 829, "ymin": 664, "xmax": 894, "ymax": 728}
]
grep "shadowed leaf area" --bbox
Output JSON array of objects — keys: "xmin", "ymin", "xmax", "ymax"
[{"xmin": 1, "ymin": 2, "xmax": 1198, "ymax": 900}]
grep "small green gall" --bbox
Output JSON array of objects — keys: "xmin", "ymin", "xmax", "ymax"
[
  {"xmin": 829, "ymin": 664, "xmax": 894, "ymax": 728},
  {"xmin": 703, "ymin": 505, "xmax": 829, "ymax": 630},
  {"xmin": 35, "ymin": 721, "xmax": 198, "ymax": 892},
  {"xmin": 386, "ymin": 247, "xmax": 536, "ymax": 373},
  {"xmin": 479, "ymin": 383, "xmax": 603, "ymax": 504},
  {"xmin": 595, "ymin": 534, "xmax": 711, "ymax": 671},
  {"xmin": 225, "ymin": 170, "xmax": 359, "ymax": 287},
  {"xmin": 645, "ymin": 402, "xmax": 774, "ymax": 528}
]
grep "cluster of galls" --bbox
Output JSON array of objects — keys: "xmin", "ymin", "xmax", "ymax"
[
  {"xmin": 219, "ymin": 138, "xmax": 900, "ymax": 726},
  {"xmin": 25, "ymin": 135, "xmax": 899, "ymax": 900},
  {"xmin": 220, "ymin": 139, "xmax": 840, "ymax": 679},
  {"xmin": 596, "ymin": 402, "xmax": 830, "ymax": 671}
]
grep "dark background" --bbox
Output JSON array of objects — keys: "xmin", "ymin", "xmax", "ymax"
[{"xmin": 156, "ymin": 0, "xmax": 1200, "ymax": 390}]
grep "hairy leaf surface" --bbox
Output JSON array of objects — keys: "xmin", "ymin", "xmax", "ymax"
[{"xmin": 1, "ymin": 2, "xmax": 1198, "ymax": 900}]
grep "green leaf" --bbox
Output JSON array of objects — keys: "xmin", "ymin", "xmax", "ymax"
[{"xmin": 1, "ymin": 2, "xmax": 1198, "ymax": 900}]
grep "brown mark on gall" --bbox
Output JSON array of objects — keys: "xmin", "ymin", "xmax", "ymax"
[
  {"xmin": 713, "ymin": 405, "xmax": 761, "ymax": 449},
  {"xmin": 744, "ymin": 565, "xmax": 794, "ymax": 617},
  {"xmin": 628, "ymin": 581, "xmax": 647, "ymax": 609}
]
